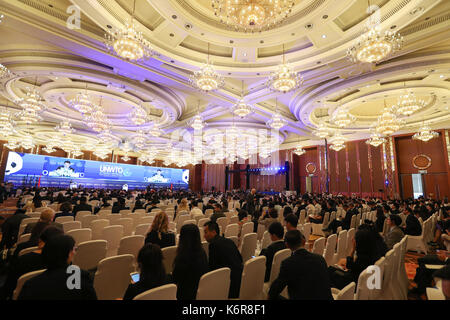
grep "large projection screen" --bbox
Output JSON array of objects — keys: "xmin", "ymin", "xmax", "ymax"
[{"xmin": 4, "ymin": 152, "xmax": 189, "ymax": 190}]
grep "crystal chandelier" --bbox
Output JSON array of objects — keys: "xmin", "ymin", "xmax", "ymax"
[
  {"xmin": 313, "ymin": 123, "xmax": 330, "ymax": 139},
  {"xmin": 189, "ymin": 43, "xmax": 224, "ymax": 92},
  {"xmin": 93, "ymin": 143, "xmax": 110, "ymax": 159},
  {"xmin": 120, "ymin": 141, "xmax": 133, "ymax": 162},
  {"xmin": 395, "ymin": 90, "xmax": 426, "ymax": 116},
  {"xmin": 0, "ymin": 107, "xmax": 16, "ymax": 137},
  {"xmin": 86, "ymin": 98, "xmax": 109, "ymax": 133},
  {"xmin": 375, "ymin": 103, "xmax": 403, "ymax": 136},
  {"xmin": 104, "ymin": 0, "xmax": 153, "ymax": 62},
  {"xmin": 148, "ymin": 123, "xmax": 163, "ymax": 137},
  {"xmin": 72, "ymin": 147, "xmax": 84, "ymax": 158},
  {"xmin": 132, "ymin": 129, "xmax": 147, "ymax": 150},
  {"xmin": 347, "ymin": 5, "xmax": 402, "ymax": 64},
  {"xmin": 332, "ymin": 109, "xmax": 356, "ymax": 128},
  {"xmin": 211, "ymin": 0, "xmax": 296, "ymax": 33},
  {"xmin": 129, "ymin": 105, "xmax": 148, "ymax": 126},
  {"xmin": 16, "ymin": 86, "xmax": 46, "ymax": 124},
  {"xmin": 267, "ymin": 99, "xmax": 287, "ymax": 130},
  {"xmin": 70, "ymin": 92, "xmax": 95, "ymax": 115},
  {"xmin": 267, "ymin": 44, "xmax": 303, "ymax": 94},
  {"xmin": 56, "ymin": 121, "xmax": 74, "ymax": 136},
  {"xmin": 190, "ymin": 115, "xmax": 205, "ymax": 131},
  {"xmin": 21, "ymin": 133, "xmax": 35, "ymax": 150},
  {"xmin": 293, "ymin": 146, "xmax": 306, "ymax": 156},
  {"xmin": 231, "ymin": 80, "xmax": 253, "ymax": 118},
  {"xmin": 5, "ymin": 137, "xmax": 20, "ymax": 150},
  {"xmin": 42, "ymin": 144, "xmax": 57, "ymax": 154},
  {"xmin": 0, "ymin": 63, "xmax": 12, "ymax": 79},
  {"xmin": 365, "ymin": 132, "xmax": 386, "ymax": 147},
  {"xmin": 98, "ymin": 129, "xmax": 116, "ymax": 144},
  {"xmin": 412, "ymin": 123, "xmax": 439, "ymax": 142},
  {"xmin": 329, "ymin": 132, "xmax": 347, "ymax": 152}
]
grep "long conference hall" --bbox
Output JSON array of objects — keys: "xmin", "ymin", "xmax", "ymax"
[{"xmin": 0, "ymin": 0, "xmax": 449, "ymax": 306}]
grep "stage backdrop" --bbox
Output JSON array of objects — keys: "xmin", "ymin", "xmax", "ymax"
[{"xmin": 4, "ymin": 152, "xmax": 189, "ymax": 190}]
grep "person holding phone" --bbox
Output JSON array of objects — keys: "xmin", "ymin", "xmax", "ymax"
[{"xmin": 123, "ymin": 243, "xmax": 172, "ymax": 300}]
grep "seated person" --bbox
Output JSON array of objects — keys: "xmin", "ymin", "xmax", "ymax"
[
  {"xmin": 383, "ymin": 214, "xmax": 404, "ymax": 250},
  {"xmin": 145, "ymin": 212, "xmax": 175, "ymax": 249},
  {"xmin": 53, "ymin": 202, "xmax": 74, "ymax": 221},
  {"xmin": 210, "ymin": 203, "xmax": 226, "ymax": 223},
  {"xmin": 268, "ymin": 230, "xmax": 332, "ymax": 300},
  {"xmin": 18, "ymin": 234, "xmax": 97, "ymax": 300},
  {"xmin": 260, "ymin": 222, "xmax": 286, "ymax": 282},
  {"xmin": 284, "ymin": 214, "xmax": 298, "ymax": 232},
  {"xmin": 411, "ymin": 250, "xmax": 449, "ymax": 296},
  {"xmin": 72, "ymin": 197, "xmax": 92, "ymax": 216},
  {"xmin": 403, "ymin": 207, "xmax": 422, "ymax": 236},
  {"xmin": 123, "ymin": 243, "xmax": 172, "ymax": 300},
  {"xmin": 258, "ymin": 208, "xmax": 279, "ymax": 231}
]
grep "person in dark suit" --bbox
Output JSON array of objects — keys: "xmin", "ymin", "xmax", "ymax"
[
  {"xmin": 203, "ymin": 221, "xmax": 243, "ymax": 299},
  {"xmin": 404, "ymin": 207, "xmax": 422, "ymax": 236},
  {"xmin": 111, "ymin": 197, "xmax": 129, "ymax": 214},
  {"xmin": 245, "ymin": 189, "xmax": 257, "ymax": 217},
  {"xmin": 72, "ymin": 197, "xmax": 92, "ymax": 217},
  {"xmin": 260, "ymin": 222, "xmax": 286, "ymax": 282},
  {"xmin": 411, "ymin": 250, "xmax": 450, "ymax": 295},
  {"xmin": 172, "ymin": 224, "xmax": 208, "ymax": 300},
  {"xmin": 53, "ymin": 202, "xmax": 74, "ymax": 221},
  {"xmin": 18, "ymin": 234, "xmax": 97, "ymax": 300},
  {"xmin": 269, "ymin": 229, "xmax": 333, "ymax": 300},
  {"xmin": 0, "ymin": 209, "xmax": 29, "ymax": 249},
  {"xmin": 144, "ymin": 212, "xmax": 175, "ymax": 249},
  {"xmin": 210, "ymin": 203, "xmax": 226, "ymax": 223}
]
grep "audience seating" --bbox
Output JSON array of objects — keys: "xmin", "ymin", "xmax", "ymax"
[
  {"xmin": 17, "ymin": 233, "xmax": 31, "ymax": 245},
  {"xmin": 67, "ymin": 228, "xmax": 92, "ymax": 245},
  {"xmin": 18, "ymin": 218, "xmax": 39, "ymax": 235},
  {"xmin": 240, "ymin": 233, "xmax": 257, "ymax": 263},
  {"xmin": 13, "ymin": 269, "xmax": 46, "ymax": 300},
  {"xmin": 75, "ymin": 211, "xmax": 92, "ymax": 221},
  {"xmin": 196, "ymin": 268, "xmax": 231, "ymax": 300},
  {"xmin": 55, "ymin": 216, "xmax": 74, "ymax": 224},
  {"xmin": 118, "ymin": 235, "xmax": 145, "ymax": 258},
  {"xmin": 346, "ymin": 228, "xmax": 356, "ymax": 256},
  {"xmin": 115, "ymin": 218, "xmax": 134, "ymax": 237},
  {"xmin": 134, "ymin": 224, "xmax": 151, "ymax": 237},
  {"xmin": 226, "ymin": 236, "xmax": 239, "ymax": 248},
  {"xmin": 80, "ymin": 215, "xmax": 99, "ymax": 228},
  {"xmin": 161, "ymin": 246, "xmax": 177, "ymax": 275},
  {"xmin": 311, "ymin": 237, "xmax": 326, "ymax": 256},
  {"xmin": 263, "ymin": 248, "xmax": 290, "ymax": 296},
  {"xmin": 94, "ymin": 254, "xmax": 135, "ymax": 300},
  {"xmin": 90, "ymin": 219, "xmax": 110, "ymax": 240},
  {"xmin": 239, "ymin": 256, "xmax": 266, "ymax": 300},
  {"xmin": 331, "ymin": 282, "xmax": 355, "ymax": 300},
  {"xmin": 72, "ymin": 240, "xmax": 107, "ymax": 271},
  {"xmin": 224, "ymin": 224, "xmax": 239, "ymax": 238},
  {"xmin": 407, "ymin": 218, "xmax": 430, "ymax": 254},
  {"xmin": 101, "ymin": 225, "xmax": 124, "ymax": 257},
  {"xmin": 18, "ymin": 246, "xmax": 38, "ymax": 257},
  {"xmin": 62, "ymin": 221, "xmax": 82, "ymax": 233},
  {"xmin": 323, "ymin": 234, "xmax": 337, "ymax": 267},
  {"xmin": 133, "ymin": 284, "xmax": 177, "ymax": 300},
  {"xmin": 261, "ymin": 231, "xmax": 272, "ymax": 250},
  {"xmin": 333, "ymin": 230, "xmax": 348, "ymax": 265}
]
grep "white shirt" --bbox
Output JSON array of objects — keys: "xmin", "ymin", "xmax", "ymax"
[{"xmin": 190, "ymin": 207, "xmax": 203, "ymax": 219}]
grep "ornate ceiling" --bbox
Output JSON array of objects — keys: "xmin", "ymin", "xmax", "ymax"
[{"xmin": 0, "ymin": 0, "xmax": 449, "ymax": 162}]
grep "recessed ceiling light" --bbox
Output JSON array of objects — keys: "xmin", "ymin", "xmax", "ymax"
[
  {"xmin": 322, "ymin": 15, "xmax": 328, "ymax": 19},
  {"xmin": 440, "ymin": 75, "xmax": 445, "ymax": 78},
  {"xmin": 260, "ymin": 40, "xmax": 264, "ymax": 44},
  {"xmin": 321, "ymin": 34, "xmax": 326, "ymax": 39},
  {"xmin": 243, "ymin": 53, "xmax": 247, "ymax": 57},
  {"xmin": 169, "ymin": 33, "xmax": 174, "ymax": 37},
  {"xmin": 172, "ymin": 15, "xmax": 177, "ymax": 19},
  {"xmin": 230, "ymin": 40, "xmax": 234, "ymax": 44},
  {"xmin": 390, "ymin": 25, "xmax": 397, "ymax": 29}
]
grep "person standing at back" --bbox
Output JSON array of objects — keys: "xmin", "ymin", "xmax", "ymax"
[
  {"xmin": 268, "ymin": 230, "xmax": 333, "ymax": 300},
  {"xmin": 203, "ymin": 221, "xmax": 243, "ymax": 299}
]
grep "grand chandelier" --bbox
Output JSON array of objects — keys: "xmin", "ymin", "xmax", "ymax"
[
  {"xmin": 375, "ymin": 104, "xmax": 403, "ymax": 136},
  {"xmin": 231, "ymin": 80, "xmax": 253, "ymax": 118},
  {"xmin": 104, "ymin": 0, "xmax": 153, "ymax": 62},
  {"xmin": 86, "ymin": 98, "xmax": 109, "ymax": 133},
  {"xmin": 190, "ymin": 114, "xmax": 205, "ymax": 131},
  {"xmin": 132, "ymin": 129, "xmax": 147, "ymax": 150},
  {"xmin": 0, "ymin": 107, "xmax": 16, "ymax": 137},
  {"xmin": 128, "ymin": 105, "xmax": 148, "ymax": 126},
  {"xmin": 5, "ymin": 137, "xmax": 20, "ymax": 150},
  {"xmin": 70, "ymin": 92, "xmax": 95, "ymax": 115},
  {"xmin": 42, "ymin": 141, "xmax": 58, "ymax": 154},
  {"xmin": 347, "ymin": 6, "xmax": 402, "ymax": 64},
  {"xmin": 211, "ymin": 0, "xmax": 296, "ymax": 32},
  {"xmin": 329, "ymin": 132, "xmax": 347, "ymax": 152},
  {"xmin": 293, "ymin": 146, "xmax": 306, "ymax": 156},
  {"xmin": 120, "ymin": 141, "xmax": 133, "ymax": 162},
  {"xmin": 313, "ymin": 123, "xmax": 330, "ymax": 139},
  {"xmin": 267, "ymin": 99, "xmax": 287, "ymax": 130},
  {"xmin": 21, "ymin": 133, "xmax": 35, "ymax": 150},
  {"xmin": 332, "ymin": 109, "xmax": 356, "ymax": 128},
  {"xmin": 55, "ymin": 121, "xmax": 74, "ymax": 136},
  {"xmin": 148, "ymin": 123, "xmax": 163, "ymax": 137},
  {"xmin": 16, "ymin": 86, "xmax": 46, "ymax": 124},
  {"xmin": 0, "ymin": 63, "xmax": 12, "ymax": 79},
  {"xmin": 71, "ymin": 146, "xmax": 84, "ymax": 158},
  {"xmin": 267, "ymin": 45, "xmax": 303, "ymax": 93},
  {"xmin": 93, "ymin": 143, "xmax": 111, "ymax": 159},
  {"xmin": 189, "ymin": 43, "xmax": 224, "ymax": 92},
  {"xmin": 412, "ymin": 123, "xmax": 439, "ymax": 142},
  {"xmin": 395, "ymin": 91, "xmax": 426, "ymax": 116},
  {"xmin": 365, "ymin": 133, "xmax": 386, "ymax": 147}
]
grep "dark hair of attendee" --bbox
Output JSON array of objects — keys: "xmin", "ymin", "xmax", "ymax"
[
  {"xmin": 174, "ymin": 224, "xmax": 204, "ymax": 267},
  {"xmin": 80, "ymin": 196, "xmax": 87, "ymax": 204},
  {"xmin": 42, "ymin": 235, "xmax": 75, "ymax": 270},
  {"xmin": 389, "ymin": 214, "xmax": 402, "ymax": 226},
  {"xmin": 29, "ymin": 221, "xmax": 52, "ymax": 244},
  {"xmin": 283, "ymin": 206, "xmax": 293, "ymax": 217},
  {"xmin": 60, "ymin": 202, "xmax": 72, "ymax": 213},
  {"xmin": 33, "ymin": 198, "xmax": 42, "ymax": 208},
  {"xmin": 268, "ymin": 222, "xmax": 284, "ymax": 239},
  {"xmin": 137, "ymin": 244, "xmax": 167, "ymax": 288},
  {"xmin": 268, "ymin": 208, "xmax": 278, "ymax": 218},
  {"xmin": 40, "ymin": 225, "xmax": 64, "ymax": 243},
  {"xmin": 376, "ymin": 206, "xmax": 384, "ymax": 220},
  {"xmin": 14, "ymin": 208, "xmax": 26, "ymax": 215},
  {"xmin": 285, "ymin": 213, "xmax": 298, "ymax": 228},
  {"xmin": 238, "ymin": 209, "xmax": 248, "ymax": 221},
  {"xmin": 204, "ymin": 221, "xmax": 220, "ymax": 235},
  {"xmin": 284, "ymin": 230, "xmax": 305, "ymax": 249},
  {"xmin": 354, "ymin": 228, "xmax": 379, "ymax": 264}
]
